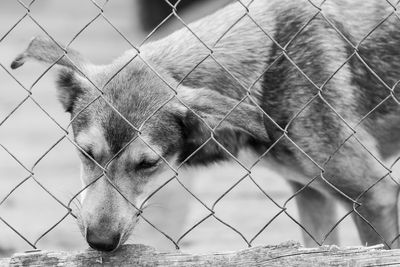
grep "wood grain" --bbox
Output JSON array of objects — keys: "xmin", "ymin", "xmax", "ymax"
[{"xmin": 1, "ymin": 242, "xmax": 400, "ymax": 267}]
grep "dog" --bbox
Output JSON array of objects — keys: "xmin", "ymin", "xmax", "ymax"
[{"xmin": 11, "ymin": 0, "xmax": 400, "ymax": 251}]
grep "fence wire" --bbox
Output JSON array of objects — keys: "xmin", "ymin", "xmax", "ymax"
[{"xmin": 1, "ymin": 0, "xmax": 400, "ymax": 255}]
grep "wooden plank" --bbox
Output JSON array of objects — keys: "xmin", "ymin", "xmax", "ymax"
[
  {"xmin": 0, "ymin": 258, "xmax": 9, "ymax": 267},
  {"xmin": 2, "ymin": 242, "xmax": 400, "ymax": 267}
]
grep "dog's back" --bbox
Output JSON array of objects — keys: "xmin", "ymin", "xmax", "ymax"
[{"xmin": 142, "ymin": 0, "xmax": 400, "ymax": 177}]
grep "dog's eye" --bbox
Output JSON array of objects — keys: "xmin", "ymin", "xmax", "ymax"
[
  {"xmin": 79, "ymin": 148, "xmax": 95, "ymax": 161},
  {"xmin": 136, "ymin": 158, "xmax": 160, "ymax": 171}
]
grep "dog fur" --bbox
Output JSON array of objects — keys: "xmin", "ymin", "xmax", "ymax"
[{"xmin": 11, "ymin": 0, "xmax": 400, "ymax": 251}]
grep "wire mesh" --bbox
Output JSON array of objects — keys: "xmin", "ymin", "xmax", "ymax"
[{"xmin": 1, "ymin": 0, "xmax": 400, "ymax": 256}]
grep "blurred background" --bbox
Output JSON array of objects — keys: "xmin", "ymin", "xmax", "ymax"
[{"xmin": 0, "ymin": 0, "xmax": 360, "ymax": 258}]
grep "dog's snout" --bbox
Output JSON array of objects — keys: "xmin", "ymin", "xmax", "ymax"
[{"xmin": 86, "ymin": 229, "xmax": 121, "ymax": 252}]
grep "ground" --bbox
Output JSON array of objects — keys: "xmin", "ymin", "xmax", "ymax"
[{"xmin": 0, "ymin": 0, "xmax": 360, "ymax": 257}]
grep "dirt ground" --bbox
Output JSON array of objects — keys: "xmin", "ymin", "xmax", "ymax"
[{"xmin": 0, "ymin": 0, "xmax": 361, "ymax": 257}]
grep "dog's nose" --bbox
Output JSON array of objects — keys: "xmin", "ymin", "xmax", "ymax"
[{"xmin": 86, "ymin": 229, "xmax": 121, "ymax": 252}]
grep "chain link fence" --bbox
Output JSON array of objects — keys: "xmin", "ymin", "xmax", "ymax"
[{"xmin": 1, "ymin": 0, "xmax": 400, "ymax": 257}]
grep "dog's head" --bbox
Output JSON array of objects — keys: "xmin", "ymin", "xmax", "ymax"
[{"xmin": 11, "ymin": 36, "xmax": 268, "ymax": 251}]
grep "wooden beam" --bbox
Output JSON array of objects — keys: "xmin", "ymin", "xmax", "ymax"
[
  {"xmin": 0, "ymin": 258, "xmax": 9, "ymax": 267},
  {"xmin": 2, "ymin": 242, "xmax": 400, "ymax": 267}
]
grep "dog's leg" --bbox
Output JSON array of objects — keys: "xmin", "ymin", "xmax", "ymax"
[
  {"xmin": 289, "ymin": 181, "xmax": 339, "ymax": 247},
  {"xmin": 325, "ymin": 139, "xmax": 400, "ymax": 248},
  {"xmin": 346, "ymin": 180, "xmax": 400, "ymax": 248}
]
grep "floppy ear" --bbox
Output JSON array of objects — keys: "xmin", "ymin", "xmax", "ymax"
[
  {"xmin": 11, "ymin": 35, "xmax": 90, "ymax": 72},
  {"xmin": 174, "ymin": 87, "xmax": 269, "ymax": 164},
  {"xmin": 10, "ymin": 36, "xmax": 91, "ymax": 112}
]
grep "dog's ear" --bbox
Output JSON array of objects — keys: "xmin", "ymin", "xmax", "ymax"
[
  {"xmin": 11, "ymin": 36, "xmax": 91, "ymax": 112},
  {"xmin": 174, "ymin": 87, "xmax": 269, "ymax": 162},
  {"xmin": 11, "ymin": 35, "xmax": 90, "ymax": 72}
]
